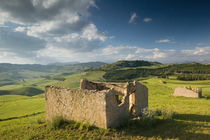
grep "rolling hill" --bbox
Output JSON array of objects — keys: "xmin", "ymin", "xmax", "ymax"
[
  {"xmin": 0, "ymin": 62, "xmax": 106, "ymax": 87},
  {"xmin": 0, "ymin": 86, "xmax": 44, "ymax": 96},
  {"xmin": 96, "ymin": 61, "xmax": 210, "ymax": 81},
  {"xmin": 95, "ymin": 60, "xmax": 161, "ymax": 71}
]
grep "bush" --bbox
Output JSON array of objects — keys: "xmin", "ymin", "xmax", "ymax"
[
  {"xmin": 53, "ymin": 77, "xmax": 66, "ymax": 81},
  {"xmin": 140, "ymin": 109, "xmax": 176, "ymax": 127},
  {"xmin": 155, "ymin": 109, "xmax": 176, "ymax": 120},
  {"xmin": 140, "ymin": 109, "xmax": 158, "ymax": 127},
  {"xmin": 122, "ymin": 109, "xmax": 177, "ymax": 129},
  {"xmin": 141, "ymin": 109, "xmax": 155, "ymax": 119},
  {"xmin": 48, "ymin": 116, "xmax": 66, "ymax": 130},
  {"xmin": 36, "ymin": 117, "xmax": 45, "ymax": 124}
]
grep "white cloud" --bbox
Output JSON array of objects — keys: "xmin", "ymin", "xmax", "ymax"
[
  {"xmin": 36, "ymin": 45, "xmax": 105, "ymax": 64},
  {"xmin": 49, "ymin": 24, "xmax": 107, "ymax": 52},
  {"xmin": 135, "ymin": 48, "xmax": 154, "ymax": 53},
  {"xmin": 129, "ymin": 13, "xmax": 137, "ymax": 23},
  {"xmin": 81, "ymin": 24, "xmax": 107, "ymax": 42},
  {"xmin": 0, "ymin": 0, "xmax": 96, "ymax": 24},
  {"xmin": 24, "ymin": 44, "xmax": 210, "ymax": 64},
  {"xmin": 181, "ymin": 47, "xmax": 210, "ymax": 56},
  {"xmin": 0, "ymin": 51, "xmax": 36, "ymax": 64},
  {"xmin": 125, "ymin": 54, "xmax": 136, "ymax": 60},
  {"xmin": 0, "ymin": 0, "xmax": 110, "ymax": 63},
  {"xmin": 152, "ymin": 51, "xmax": 166, "ymax": 59},
  {"xmin": 0, "ymin": 0, "xmax": 209, "ymax": 64},
  {"xmin": 0, "ymin": 12, "xmax": 9, "ymax": 25},
  {"xmin": 143, "ymin": 18, "xmax": 152, "ymax": 23},
  {"xmin": 42, "ymin": 0, "xmax": 59, "ymax": 8},
  {"xmin": 102, "ymin": 45, "xmax": 138, "ymax": 55},
  {"xmin": 100, "ymin": 45, "xmax": 210, "ymax": 63},
  {"xmin": 54, "ymin": 33, "xmax": 79, "ymax": 43},
  {"xmin": 101, "ymin": 45, "xmax": 168, "ymax": 61},
  {"xmin": 0, "ymin": 27, "xmax": 46, "ymax": 58},
  {"xmin": 14, "ymin": 26, "xmax": 26, "ymax": 32},
  {"xmin": 156, "ymin": 39, "xmax": 171, "ymax": 43}
]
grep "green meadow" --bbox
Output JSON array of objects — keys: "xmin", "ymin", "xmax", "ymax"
[{"xmin": 0, "ymin": 70, "xmax": 209, "ymax": 139}]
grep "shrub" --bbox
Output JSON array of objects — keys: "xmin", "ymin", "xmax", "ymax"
[
  {"xmin": 53, "ymin": 77, "xmax": 66, "ymax": 81},
  {"xmin": 124, "ymin": 108, "xmax": 176, "ymax": 129},
  {"xmin": 153, "ymin": 109, "xmax": 176, "ymax": 119},
  {"xmin": 48, "ymin": 116, "xmax": 66, "ymax": 130},
  {"xmin": 140, "ymin": 108, "xmax": 158, "ymax": 127},
  {"xmin": 36, "ymin": 117, "xmax": 45, "ymax": 124},
  {"xmin": 140, "ymin": 109, "xmax": 176, "ymax": 126},
  {"xmin": 154, "ymin": 109, "xmax": 162, "ymax": 116},
  {"xmin": 141, "ymin": 108, "xmax": 155, "ymax": 119},
  {"xmin": 160, "ymin": 109, "xmax": 176, "ymax": 120}
]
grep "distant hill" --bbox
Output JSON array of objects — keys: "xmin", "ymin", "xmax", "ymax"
[
  {"xmin": 0, "ymin": 86, "xmax": 44, "ymax": 96},
  {"xmin": 47, "ymin": 61, "xmax": 80, "ymax": 66},
  {"xmin": 0, "ymin": 62, "xmax": 106, "ymax": 86},
  {"xmin": 98, "ymin": 61, "xmax": 210, "ymax": 81},
  {"xmin": 96, "ymin": 60, "xmax": 161, "ymax": 71},
  {"xmin": 0, "ymin": 62, "xmax": 106, "ymax": 73}
]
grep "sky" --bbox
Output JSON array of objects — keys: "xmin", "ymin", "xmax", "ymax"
[{"xmin": 0, "ymin": 0, "xmax": 210, "ymax": 64}]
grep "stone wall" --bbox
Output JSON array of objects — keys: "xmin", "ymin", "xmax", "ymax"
[
  {"xmin": 45, "ymin": 86, "xmax": 107, "ymax": 128},
  {"xmin": 173, "ymin": 87, "xmax": 202, "ymax": 98},
  {"xmin": 132, "ymin": 81, "xmax": 148, "ymax": 115},
  {"xmin": 45, "ymin": 79, "xmax": 148, "ymax": 128},
  {"xmin": 105, "ymin": 89, "xmax": 130, "ymax": 128}
]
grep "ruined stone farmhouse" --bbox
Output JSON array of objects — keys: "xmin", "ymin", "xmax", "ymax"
[
  {"xmin": 45, "ymin": 79, "xmax": 148, "ymax": 128},
  {"xmin": 173, "ymin": 87, "xmax": 202, "ymax": 98}
]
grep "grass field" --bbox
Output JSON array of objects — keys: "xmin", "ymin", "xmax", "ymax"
[
  {"xmin": 120, "ymin": 64, "xmax": 169, "ymax": 70},
  {"xmin": 0, "ymin": 71, "xmax": 210, "ymax": 139}
]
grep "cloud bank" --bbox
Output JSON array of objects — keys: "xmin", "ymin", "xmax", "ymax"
[
  {"xmin": 0, "ymin": 0, "xmax": 209, "ymax": 64},
  {"xmin": 0, "ymin": 0, "xmax": 106, "ymax": 63}
]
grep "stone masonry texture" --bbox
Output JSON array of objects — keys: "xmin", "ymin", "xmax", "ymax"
[
  {"xmin": 173, "ymin": 87, "xmax": 202, "ymax": 98},
  {"xmin": 45, "ymin": 79, "xmax": 148, "ymax": 128}
]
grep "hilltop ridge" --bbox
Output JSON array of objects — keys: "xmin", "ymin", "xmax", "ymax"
[{"xmin": 96, "ymin": 60, "xmax": 161, "ymax": 71}]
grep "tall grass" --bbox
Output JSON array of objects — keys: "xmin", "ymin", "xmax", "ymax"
[
  {"xmin": 122, "ymin": 108, "xmax": 177, "ymax": 129},
  {"xmin": 48, "ymin": 116, "xmax": 66, "ymax": 130},
  {"xmin": 0, "ymin": 75, "xmax": 210, "ymax": 139}
]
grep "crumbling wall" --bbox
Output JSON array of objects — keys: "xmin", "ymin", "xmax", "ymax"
[
  {"xmin": 80, "ymin": 79, "xmax": 108, "ymax": 91},
  {"xmin": 80, "ymin": 79, "xmax": 149, "ymax": 116},
  {"xmin": 45, "ymin": 86, "xmax": 107, "ymax": 128},
  {"xmin": 173, "ymin": 87, "xmax": 202, "ymax": 98},
  {"xmin": 105, "ymin": 90, "xmax": 130, "ymax": 128},
  {"xmin": 46, "ymin": 79, "xmax": 148, "ymax": 128},
  {"xmin": 132, "ymin": 81, "xmax": 148, "ymax": 116},
  {"xmin": 80, "ymin": 79, "xmax": 126, "ymax": 95},
  {"xmin": 80, "ymin": 79, "xmax": 130, "ymax": 127}
]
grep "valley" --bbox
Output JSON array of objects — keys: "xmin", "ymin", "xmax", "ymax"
[{"xmin": 0, "ymin": 61, "xmax": 209, "ymax": 139}]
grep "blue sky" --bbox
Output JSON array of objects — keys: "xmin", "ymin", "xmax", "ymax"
[
  {"xmin": 0, "ymin": 0, "xmax": 210, "ymax": 64},
  {"xmin": 90, "ymin": 0, "xmax": 210, "ymax": 49}
]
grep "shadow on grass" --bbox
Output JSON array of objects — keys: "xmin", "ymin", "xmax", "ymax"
[
  {"xmin": 0, "ymin": 111, "xmax": 45, "ymax": 121},
  {"xmin": 174, "ymin": 114, "xmax": 210, "ymax": 122},
  {"xmin": 0, "ymin": 87, "xmax": 44, "ymax": 96},
  {"xmin": 203, "ymin": 95, "xmax": 210, "ymax": 99},
  {"xmin": 43, "ymin": 113, "xmax": 210, "ymax": 139},
  {"xmin": 117, "ymin": 118, "xmax": 210, "ymax": 139}
]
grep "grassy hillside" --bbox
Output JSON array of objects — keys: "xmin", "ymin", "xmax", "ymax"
[
  {"xmin": 96, "ymin": 60, "xmax": 161, "ymax": 71},
  {"xmin": 0, "ymin": 71, "xmax": 105, "ymax": 96},
  {"xmin": 0, "ymin": 70, "xmax": 209, "ymax": 139},
  {"xmin": 54, "ymin": 71, "xmax": 105, "ymax": 88},
  {"xmin": 0, "ymin": 87, "xmax": 44, "ymax": 96},
  {"xmin": 0, "ymin": 95, "xmax": 44, "ymax": 120},
  {"xmin": 0, "ymin": 61, "xmax": 210, "ymax": 139},
  {"xmin": 100, "ymin": 62, "xmax": 210, "ymax": 81},
  {"xmin": 0, "ymin": 62, "xmax": 105, "ymax": 87}
]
